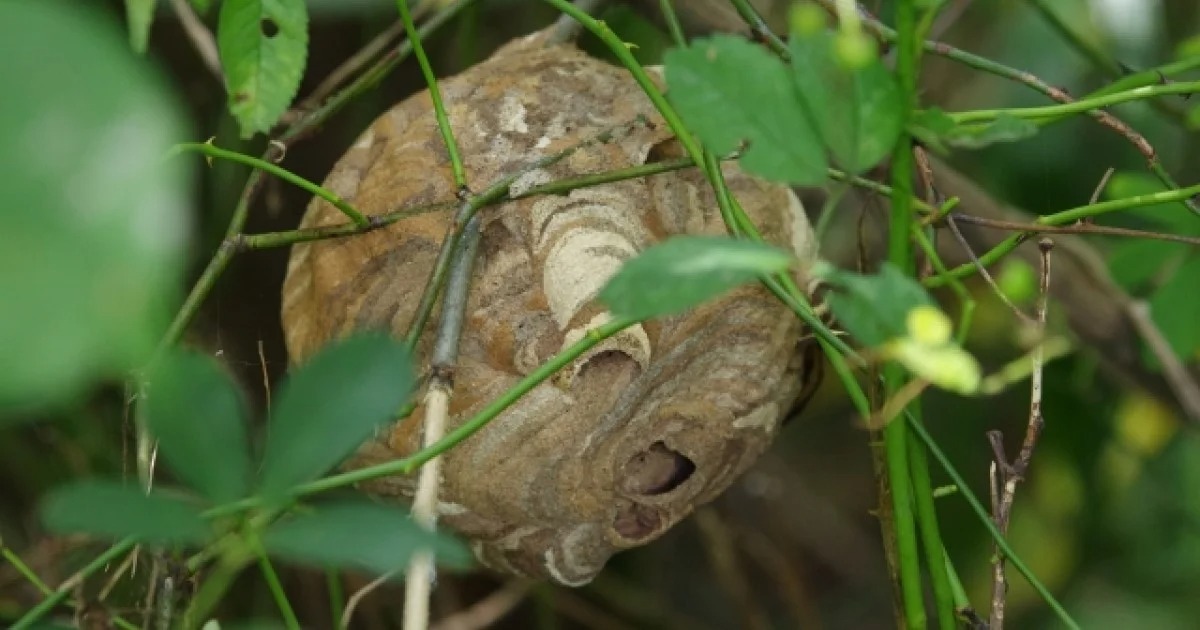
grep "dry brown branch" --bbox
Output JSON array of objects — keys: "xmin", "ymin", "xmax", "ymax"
[{"xmin": 988, "ymin": 238, "xmax": 1054, "ymax": 629}]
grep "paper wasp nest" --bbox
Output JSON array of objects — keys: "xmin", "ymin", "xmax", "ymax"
[{"xmin": 281, "ymin": 31, "xmax": 820, "ymax": 585}]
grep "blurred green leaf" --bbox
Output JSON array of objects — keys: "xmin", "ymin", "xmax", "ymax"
[
  {"xmin": 217, "ymin": 0, "xmax": 308, "ymax": 138},
  {"xmin": 0, "ymin": 1, "xmax": 188, "ymax": 417},
  {"xmin": 258, "ymin": 333, "xmax": 415, "ymax": 500},
  {"xmin": 996, "ymin": 259, "xmax": 1038, "ymax": 306},
  {"xmin": 41, "ymin": 480, "xmax": 209, "ymax": 544},
  {"xmin": 146, "ymin": 351, "xmax": 252, "ymax": 503},
  {"xmin": 817, "ymin": 262, "xmax": 935, "ymax": 347},
  {"xmin": 125, "ymin": 0, "xmax": 157, "ymax": 53},
  {"xmin": 944, "ymin": 114, "xmax": 1038, "ymax": 149},
  {"xmin": 911, "ymin": 108, "xmax": 1037, "ymax": 150},
  {"xmin": 665, "ymin": 35, "xmax": 827, "ymax": 185},
  {"xmin": 1109, "ymin": 434, "xmax": 1200, "ymax": 595},
  {"xmin": 1146, "ymin": 255, "xmax": 1200, "ymax": 368},
  {"xmin": 1107, "ymin": 239, "xmax": 1184, "ymax": 292},
  {"xmin": 908, "ymin": 107, "xmax": 956, "ymax": 153},
  {"xmin": 265, "ymin": 501, "xmax": 471, "ymax": 574},
  {"xmin": 190, "ymin": 0, "xmax": 215, "ymax": 14},
  {"xmin": 789, "ymin": 29, "xmax": 903, "ymax": 172},
  {"xmin": 600, "ymin": 236, "xmax": 794, "ymax": 320}
]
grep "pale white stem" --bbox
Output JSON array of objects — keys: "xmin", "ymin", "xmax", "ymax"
[{"xmin": 403, "ymin": 384, "xmax": 451, "ymax": 630}]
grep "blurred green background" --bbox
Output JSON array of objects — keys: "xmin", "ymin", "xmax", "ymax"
[{"xmin": 2, "ymin": 1, "xmax": 1198, "ymax": 628}]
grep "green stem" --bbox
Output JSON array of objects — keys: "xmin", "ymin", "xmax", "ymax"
[
  {"xmin": 946, "ymin": 80, "xmax": 1200, "ymax": 124},
  {"xmin": 543, "ymin": 0, "xmax": 703, "ymax": 164},
  {"xmin": 326, "ymin": 570, "xmax": 345, "ymax": 629},
  {"xmin": 728, "ymin": 0, "xmax": 789, "ymax": 59},
  {"xmin": 659, "ymin": 0, "xmax": 686, "ymax": 48},
  {"xmin": 256, "ymin": 544, "xmax": 301, "ymax": 630},
  {"xmin": 185, "ymin": 553, "xmax": 250, "ymax": 629},
  {"xmin": 10, "ymin": 537, "xmax": 138, "ymax": 630},
  {"xmin": 239, "ymin": 201, "xmax": 455, "ymax": 249},
  {"xmin": 908, "ymin": 411, "xmax": 958, "ymax": 630},
  {"xmin": 170, "ymin": 142, "xmax": 368, "ymax": 226},
  {"xmin": 512, "ymin": 156, "xmax": 700, "ymax": 199},
  {"xmin": 1090, "ymin": 55, "xmax": 1200, "ymax": 99},
  {"xmin": 239, "ymin": 156, "xmax": 711, "ymax": 251},
  {"xmin": 1, "ymin": 546, "xmax": 52, "ymax": 596},
  {"xmin": 926, "ymin": 181, "xmax": 1200, "ymax": 287},
  {"xmin": 885, "ymin": 1, "xmax": 926, "ymax": 628},
  {"xmin": 397, "ymin": 0, "xmax": 468, "ymax": 190}
]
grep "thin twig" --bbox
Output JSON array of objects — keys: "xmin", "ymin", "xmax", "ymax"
[
  {"xmin": 989, "ymin": 238, "xmax": 1054, "ymax": 630},
  {"xmin": 430, "ymin": 581, "xmax": 531, "ymax": 630},
  {"xmin": 694, "ymin": 508, "xmax": 768, "ymax": 630},
  {"xmin": 947, "ymin": 212, "xmax": 1200, "ymax": 246},
  {"xmin": 944, "ymin": 215, "xmax": 1033, "ymax": 323},
  {"xmin": 340, "ymin": 570, "xmax": 398, "ymax": 629},
  {"xmin": 168, "ymin": 0, "xmax": 221, "ymax": 80},
  {"xmin": 1090, "ymin": 168, "xmax": 1116, "ymax": 206},
  {"xmin": 299, "ymin": 20, "xmax": 406, "ymax": 110},
  {"xmin": 929, "ymin": 0, "xmax": 973, "ymax": 39},
  {"xmin": 1125, "ymin": 301, "xmax": 1200, "ymax": 423}
]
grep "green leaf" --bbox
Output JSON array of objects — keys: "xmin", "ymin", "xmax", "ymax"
[
  {"xmin": 125, "ymin": 0, "xmax": 157, "ymax": 53},
  {"xmin": 789, "ymin": 29, "xmax": 903, "ymax": 172},
  {"xmin": 600, "ymin": 236, "xmax": 794, "ymax": 320},
  {"xmin": 664, "ymin": 36, "xmax": 828, "ymax": 185},
  {"xmin": 40, "ymin": 480, "xmax": 210, "ymax": 545},
  {"xmin": 217, "ymin": 0, "xmax": 308, "ymax": 138},
  {"xmin": 1146, "ymin": 255, "xmax": 1200, "ymax": 368},
  {"xmin": 258, "ymin": 333, "xmax": 415, "ymax": 500},
  {"xmin": 265, "ymin": 501, "xmax": 471, "ymax": 574},
  {"xmin": 908, "ymin": 107, "xmax": 957, "ymax": 154},
  {"xmin": 817, "ymin": 262, "xmax": 935, "ymax": 347},
  {"xmin": 996, "ymin": 259, "xmax": 1038, "ymax": 306},
  {"xmin": 146, "ymin": 351, "xmax": 252, "ymax": 503},
  {"xmin": 0, "ymin": 2, "xmax": 188, "ymax": 416},
  {"xmin": 911, "ymin": 109, "xmax": 1037, "ymax": 150},
  {"xmin": 943, "ymin": 114, "xmax": 1039, "ymax": 149}
]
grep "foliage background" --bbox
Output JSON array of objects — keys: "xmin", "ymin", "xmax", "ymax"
[{"xmin": 2, "ymin": 0, "xmax": 1198, "ymax": 628}]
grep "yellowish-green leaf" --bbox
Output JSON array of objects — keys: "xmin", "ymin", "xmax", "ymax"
[{"xmin": 889, "ymin": 305, "xmax": 980, "ymax": 394}]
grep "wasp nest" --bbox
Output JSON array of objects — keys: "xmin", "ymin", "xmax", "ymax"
[{"xmin": 280, "ymin": 30, "xmax": 820, "ymax": 586}]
